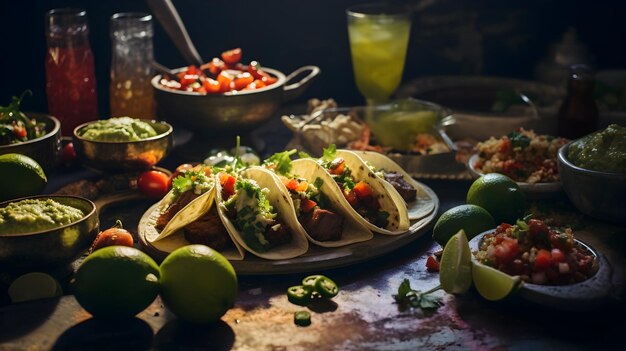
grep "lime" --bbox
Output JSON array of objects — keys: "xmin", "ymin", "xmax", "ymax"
[
  {"xmin": 159, "ymin": 244, "xmax": 238, "ymax": 324},
  {"xmin": 432, "ymin": 204, "xmax": 495, "ymax": 246},
  {"xmin": 439, "ymin": 230, "xmax": 472, "ymax": 294},
  {"xmin": 472, "ymin": 260, "xmax": 522, "ymax": 301},
  {"xmin": 0, "ymin": 153, "xmax": 47, "ymax": 201},
  {"xmin": 466, "ymin": 173, "xmax": 525, "ymax": 224},
  {"xmin": 8, "ymin": 272, "xmax": 62, "ymax": 303},
  {"xmin": 72, "ymin": 246, "xmax": 160, "ymax": 318}
]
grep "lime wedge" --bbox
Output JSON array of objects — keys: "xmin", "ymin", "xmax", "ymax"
[
  {"xmin": 439, "ymin": 229, "xmax": 472, "ymax": 294},
  {"xmin": 472, "ymin": 261, "xmax": 522, "ymax": 301},
  {"xmin": 8, "ymin": 272, "xmax": 63, "ymax": 303}
]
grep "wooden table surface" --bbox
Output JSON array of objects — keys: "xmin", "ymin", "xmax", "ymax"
[{"xmin": 1, "ymin": 114, "xmax": 626, "ymax": 350}]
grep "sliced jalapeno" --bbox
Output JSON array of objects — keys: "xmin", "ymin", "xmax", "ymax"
[
  {"xmin": 302, "ymin": 275, "xmax": 339, "ymax": 299},
  {"xmin": 294, "ymin": 311, "xmax": 311, "ymax": 326},
  {"xmin": 287, "ymin": 285, "xmax": 312, "ymax": 306}
]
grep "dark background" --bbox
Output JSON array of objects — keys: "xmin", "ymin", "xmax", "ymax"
[{"xmin": 0, "ymin": 0, "xmax": 624, "ymax": 116}]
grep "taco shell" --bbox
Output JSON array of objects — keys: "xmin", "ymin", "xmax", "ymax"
[
  {"xmin": 346, "ymin": 150, "xmax": 436, "ymax": 220},
  {"xmin": 215, "ymin": 167, "xmax": 309, "ymax": 260}
]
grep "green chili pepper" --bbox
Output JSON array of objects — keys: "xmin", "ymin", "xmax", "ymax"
[
  {"xmin": 302, "ymin": 275, "xmax": 339, "ymax": 299},
  {"xmin": 287, "ymin": 285, "xmax": 312, "ymax": 306},
  {"xmin": 294, "ymin": 311, "xmax": 311, "ymax": 326}
]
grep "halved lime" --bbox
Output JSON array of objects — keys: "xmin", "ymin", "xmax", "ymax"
[
  {"xmin": 472, "ymin": 260, "xmax": 522, "ymax": 301},
  {"xmin": 439, "ymin": 229, "xmax": 472, "ymax": 294},
  {"xmin": 8, "ymin": 272, "xmax": 63, "ymax": 303}
]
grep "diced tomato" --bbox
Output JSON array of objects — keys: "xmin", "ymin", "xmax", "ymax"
[
  {"xmin": 352, "ymin": 181, "xmax": 373, "ymax": 199},
  {"xmin": 12, "ymin": 125, "xmax": 26, "ymax": 139},
  {"xmin": 528, "ymin": 219, "xmax": 549, "ymax": 238},
  {"xmin": 300, "ymin": 198, "xmax": 317, "ymax": 213},
  {"xmin": 534, "ymin": 249, "xmax": 552, "ymax": 270},
  {"xmin": 426, "ymin": 255, "xmax": 440, "ymax": 272},
  {"xmin": 495, "ymin": 223, "xmax": 512, "ymax": 234},
  {"xmin": 219, "ymin": 173, "xmax": 236, "ymax": 198},
  {"xmin": 262, "ymin": 75, "xmax": 277, "ymax": 85},
  {"xmin": 232, "ymin": 72, "xmax": 254, "ymax": 91},
  {"xmin": 494, "ymin": 238, "xmax": 519, "ymax": 265},
  {"xmin": 245, "ymin": 79, "xmax": 266, "ymax": 90},
  {"xmin": 551, "ymin": 248, "xmax": 566, "ymax": 262},
  {"xmin": 205, "ymin": 58, "xmax": 225, "ymax": 75},
  {"xmin": 328, "ymin": 158, "xmax": 345, "ymax": 175},
  {"xmin": 248, "ymin": 61, "xmax": 263, "ymax": 79},
  {"xmin": 221, "ymin": 48, "xmax": 242, "ymax": 65},
  {"xmin": 180, "ymin": 74, "xmax": 199, "ymax": 86},
  {"xmin": 498, "ymin": 137, "xmax": 512, "ymax": 153},
  {"xmin": 284, "ymin": 178, "xmax": 299, "ymax": 191}
]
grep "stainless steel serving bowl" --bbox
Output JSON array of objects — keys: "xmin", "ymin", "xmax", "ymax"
[
  {"xmin": 0, "ymin": 195, "xmax": 99, "ymax": 268},
  {"xmin": 0, "ymin": 112, "xmax": 61, "ymax": 171},
  {"xmin": 151, "ymin": 65, "xmax": 320, "ymax": 134},
  {"xmin": 73, "ymin": 119, "xmax": 174, "ymax": 171},
  {"xmin": 558, "ymin": 141, "xmax": 626, "ymax": 223}
]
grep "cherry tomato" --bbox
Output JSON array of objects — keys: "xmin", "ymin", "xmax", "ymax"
[
  {"xmin": 89, "ymin": 220, "xmax": 134, "ymax": 253},
  {"xmin": 206, "ymin": 58, "xmax": 225, "ymax": 75},
  {"xmin": 203, "ymin": 77, "xmax": 221, "ymax": 94},
  {"xmin": 221, "ymin": 48, "xmax": 242, "ymax": 65},
  {"xmin": 217, "ymin": 71, "xmax": 234, "ymax": 93},
  {"xmin": 138, "ymin": 170, "xmax": 170, "ymax": 199},
  {"xmin": 61, "ymin": 142, "xmax": 77, "ymax": 166},
  {"xmin": 232, "ymin": 72, "xmax": 254, "ymax": 91}
]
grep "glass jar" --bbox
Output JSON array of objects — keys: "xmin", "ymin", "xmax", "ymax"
[
  {"xmin": 45, "ymin": 8, "xmax": 99, "ymax": 136},
  {"xmin": 109, "ymin": 13, "xmax": 155, "ymax": 119},
  {"xmin": 558, "ymin": 64, "xmax": 599, "ymax": 139}
]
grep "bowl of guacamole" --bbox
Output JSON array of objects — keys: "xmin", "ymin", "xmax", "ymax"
[
  {"xmin": 73, "ymin": 117, "xmax": 173, "ymax": 171},
  {"xmin": 0, "ymin": 195, "xmax": 99, "ymax": 268},
  {"xmin": 557, "ymin": 125, "xmax": 626, "ymax": 223}
]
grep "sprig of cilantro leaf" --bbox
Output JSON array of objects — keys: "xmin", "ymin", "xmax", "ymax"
[{"xmin": 393, "ymin": 279, "xmax": 443, "ymax": 310}]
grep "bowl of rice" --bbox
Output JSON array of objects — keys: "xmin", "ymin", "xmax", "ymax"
[{"xmin": 467, "ymin": 128, "xmax": 569, "ymax": 198}]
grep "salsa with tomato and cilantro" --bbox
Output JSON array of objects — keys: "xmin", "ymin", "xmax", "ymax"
[
  {"xmin": 474, "ymin": 218, "xmax": 596, "ymax": 285},
  {"xmin": 159, "ymin": 48, "xmax": 278, "ymax": 94}
]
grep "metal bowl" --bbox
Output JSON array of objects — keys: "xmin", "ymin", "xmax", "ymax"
[
  {"xmin": 0, "ymin": 195, "xmax": 99, "ymax": 268},
  {"xmin": 73, "ymin": 119, "xmax": 174, "ymax": 171},
  {"xmin": 557, "ymin": 141, "xmax": 626, "ymax": 223},
  {"xmin": 151, "ymin": 65, "xmax": 320, "ymax": 134},
  {"xmin": 0, "ymin": 112, "xmax": 61, "ymax": 172}
]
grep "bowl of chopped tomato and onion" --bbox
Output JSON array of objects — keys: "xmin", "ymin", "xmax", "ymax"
[
  {"xmin": 0, "ymin": 92, "xmax": 61, "ymax": 171},
  {"xmin": 151, "ymin": 48, "xmax": 320, "ymax": 134}
]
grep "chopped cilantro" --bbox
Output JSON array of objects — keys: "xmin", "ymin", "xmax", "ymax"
[
  {"xmin": 171, "ymin": 169, "xmax": 211, "ymax": 196},
  {"xmin": 507, "ymin": 131, "xmax": 531, "ymax": 148}
]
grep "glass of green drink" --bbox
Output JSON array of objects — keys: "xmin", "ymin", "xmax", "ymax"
[{"xmin": 347, "ymin": 3, "xmax": 412, "ymax": 105}]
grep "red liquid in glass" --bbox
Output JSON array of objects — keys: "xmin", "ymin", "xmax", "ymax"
[{"xmin": 45, "ymin": 44, "xmax": 98, "ymax": 136}]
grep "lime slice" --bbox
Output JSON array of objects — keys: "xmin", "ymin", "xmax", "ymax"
[
  {"xmin": 439, "ymin": 229, "xmax": 472, "ymax": 294},
  {"xmin": 472, "ymin": 260, "xmax": 522, "ymax": 301},
  {"xmin": 8, "ymin": 272, "xmax": 63, "ymax": 303}
]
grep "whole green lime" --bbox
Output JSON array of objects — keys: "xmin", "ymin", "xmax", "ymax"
[
  {"xmin": 466, "ymin": 173, "xmax": 525, "ymax": 224},
  {"xmin": 432, "ymin": 204, "xmax": 495, "ymax": 246},
  {"xmin": 0, "ymin": 153, "xmax": 47, "ymax": 201},
  {"xmin": 159, "ymin": 244, "xmax": 238, "ymax": 324},
  {"xmin": 73, "ymin": 246, "xmax": 160, "ymax": 319}
]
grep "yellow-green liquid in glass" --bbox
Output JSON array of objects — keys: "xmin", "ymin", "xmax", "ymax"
[{"xmin": 348, "ymin": 16, "xmax": 411, "ymax": 103}]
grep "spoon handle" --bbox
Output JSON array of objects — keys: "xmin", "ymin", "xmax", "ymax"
[{"xmin": 147, "ymin": 0, "xmax": 204, "ymax": 67}]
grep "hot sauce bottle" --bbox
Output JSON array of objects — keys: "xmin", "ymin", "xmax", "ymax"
[
  {"xmin": 45, "ymin": 9, "xmax": 99, "ymax": 136},
  {"xmin": 557, "ymin": 64, "xmax": 599, "ymax": 139}
]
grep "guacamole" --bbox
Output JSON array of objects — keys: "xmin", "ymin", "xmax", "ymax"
[
  {"xmin": 0, "ymin": 198, "xmax": 85, "ymax": 234},
  {"xmin": 567, "ymin": 124, "xmax": 626, "ymax": 173},
  {"xmin": 78, "ymin": 117, "xmax": 158, "ymax": 142}
]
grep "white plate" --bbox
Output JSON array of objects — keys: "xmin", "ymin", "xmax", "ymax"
[{"xmin": 467, "ymin": 154, "xmax": 562, "ymax": 199}]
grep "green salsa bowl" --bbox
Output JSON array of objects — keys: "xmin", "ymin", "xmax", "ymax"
[{"xmin": 0, "ymin": 195, "xmax": 99, "ymax": 269}]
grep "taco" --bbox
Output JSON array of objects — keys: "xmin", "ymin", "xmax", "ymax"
[
  {"xmin": 339, "ymin": 150, "xmax": 436, "ymax": 221},
  {"xmin": 263, "ymin": 151, "xmax": 373, "ymax": 247},
  {"xmin": 215, "ymin": 166, "xmax": 309, "ymax": 260},
  {"xmin": 144, "ymin": 165, "xmax": 245, "ymax": 260},
  {"xmin": 314, "ymin": 145, "xmax": 410, "ymax": 235}
]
